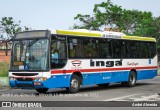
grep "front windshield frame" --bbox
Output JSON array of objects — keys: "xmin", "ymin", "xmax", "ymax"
[{"xmin": 10, "ymin": 37, "xmax": 50, "ymax": 72}]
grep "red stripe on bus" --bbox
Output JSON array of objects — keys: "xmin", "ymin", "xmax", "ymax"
[{"xmin": 51, "ymin": 66, "xmax": 158, "ymax": 74}]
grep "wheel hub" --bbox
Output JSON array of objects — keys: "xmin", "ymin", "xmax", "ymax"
[
  {"xmin": 71, "ymin": 79, "xmax": 78, "ymax": 89},
  {"xmin": 130, "ymin": 75, "xmax": 135, "ymax": 84}
]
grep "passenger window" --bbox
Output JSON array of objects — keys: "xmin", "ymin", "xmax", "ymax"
[
  {"xmin": 148, "ymin": 42, "xmax": 156, "ymax": 58},
  {"xmin": 112, "ymin": 40, "xmax": 126, "ymax": 58},
  {"xmin": 99, "ymin": 39, "xmax": 112, "ymax": 58},
  {"xmin": 126, "ymin": 42, "xmax": 137, "ymax": 58},
  {"xmin": 83, "ymin": 38, "xmax": 98, "ymax": 58},
  {"xmin": 68, "ymin": 38, "xmax": 84, "ymax": 58},
  {"xmin": 137, "ymin": 42, "xmax": 148, "ymax": 58}
]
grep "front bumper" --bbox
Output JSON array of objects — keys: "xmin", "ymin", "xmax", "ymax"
[
  {"xmin": 9, "ymin": 80, "xmax": 44, "ymax": 89},
  {"xmin": 9, "ymin": 75, "xmax": 71, "ymax": 89}
]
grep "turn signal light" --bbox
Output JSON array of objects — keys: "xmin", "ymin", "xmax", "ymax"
[{"xmin": 43, "ymin": 77, "xmax": 47, "ymax": 81}]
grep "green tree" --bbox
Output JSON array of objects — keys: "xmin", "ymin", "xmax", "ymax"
[
  {"xmin": 73, "ymin": 0, "xmax": 125, "ymax": 31},
  {"xmin": 0, "ymin": 17, "xmax": 30, "ymax": 56},
  {"xmin": 73, "ymin": 0, "xmax": 160, "ymax": 58},
  {"xmin": 0, "ymin": 17, "xmax": 30, "ymax": 40},
  {"xmin": 73, "ymin": 14, "xmax": 101, "ymax": 30},
  {"xmin": 93, "ymin": 0, "xmax": 123, "ymax": 30},
  {"xmin": 73, "ymin": 0, "xmax": 159, "ymax": 38}
]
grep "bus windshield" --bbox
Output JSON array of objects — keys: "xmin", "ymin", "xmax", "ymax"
[{"xmin": 10, "ymin": 39, "xmax": 49, "ymax": 70}]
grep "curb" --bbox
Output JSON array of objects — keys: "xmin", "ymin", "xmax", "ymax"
[{"xmin": 0, "ymin": 88, "xmax": 9, "ymax": 91}]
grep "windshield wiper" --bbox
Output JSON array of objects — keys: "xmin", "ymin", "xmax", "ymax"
[{"xmin": 27, "ymin": 38, "xmax": 39, "ymax": 47}]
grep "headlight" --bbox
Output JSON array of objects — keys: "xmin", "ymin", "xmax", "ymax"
[
  {"xmin": 9, "ymin": 77, "xmax": 16, "ymax": 80},
  {"xmin": 35, "ymin": 77, "xmax": 47, "ymax": 82},
  {"xmin": 39, "ymin": 78, "xmax": 43, "ymax": 82}
]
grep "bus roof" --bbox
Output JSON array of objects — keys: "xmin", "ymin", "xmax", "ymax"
[{"xmin": 51, "ymin": 29, "xmax": 156, "ymax": 42}]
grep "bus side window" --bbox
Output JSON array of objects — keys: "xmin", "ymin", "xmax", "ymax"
[
  {"xmin": 148, "ymin": 42, "xmax": 156, "ymax": 58},
  {"xmin": 137, "ymin": 42, "xmax": 148, "ymax": 58},
  {"xmin": 99, "ymin": 39, "xmax": 111, "ymax": 58},
  {"xmin": 112, "ymin": 40, "xmax": 126, "ymax": 58},
  {"xmin": 126, "ymin": 42, "xmax": 137, "ymax": 58},
  {"xmin": 83, "ymin": 38, "xmax": 98, "ymax": 58},
  {"xmin": 68, "ymin": 38, "xmax": 84, "ymax": 58},
  {"xmin": 69, "ymin": 42, "xmax": 75, "ymax": 58},
  {"xmin": 77, "ymin": 38, "xmax": 84, "ymax": 58},
  {"xmin": 84, "ymin": 39, "xmax": 92, "ymax": 58}
]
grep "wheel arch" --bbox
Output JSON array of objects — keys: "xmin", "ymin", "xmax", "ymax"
[
  {"xmin": 130, "ymin": 69, "xmax": 137, "ymax": 79},
  {"xmin": 72, "ymin": 71, "xmax": 83, "ymax": 85}
]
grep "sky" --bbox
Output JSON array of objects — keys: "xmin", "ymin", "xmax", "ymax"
[{"xmin": 0, "ymin": 0, "xmax": 160, "ymax": 30}]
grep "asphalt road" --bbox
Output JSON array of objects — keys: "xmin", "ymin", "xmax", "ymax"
[
  {"xmin": 0, "ymin": 76, "xmax": 160, "ymax": 102},
  {"xmin": 0, "ymin": 76, "xmax": 160, "ymax": 110}
]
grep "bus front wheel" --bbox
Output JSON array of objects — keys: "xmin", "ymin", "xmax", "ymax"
[
  {"xmin": 66, "ymin": 74, "xmax": 80, "ymax": 93},
  {"xmin": 121, "ymin": 71, "xmax": 136, "ymax": 87},
  {"xmin": 36, "ymin": 88, "xmax": 48, "ymax": 94}
]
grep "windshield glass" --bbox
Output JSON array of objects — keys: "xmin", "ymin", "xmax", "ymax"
[{"xmin": 10, "ymin": 39, "xmax": 49, "ymax": 70}]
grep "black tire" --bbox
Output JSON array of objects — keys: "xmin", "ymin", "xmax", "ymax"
[
  {"xmin": 97, "ymin": 83, "xmax": 109, "ymax": 87},
  {"xmin": 121, "ymin": 71, "xmax": 136, "ymax": 87},
  {"xmin": 36, "ymin": 88, "xmax": 48, "ymax": 93},
  {"xmin": 121, "ymin": 82, "xmax": 128, "ymax": 87},
  {"xmin": 66, "ymin": 74, "xmax": 80, "ymax": 93}
]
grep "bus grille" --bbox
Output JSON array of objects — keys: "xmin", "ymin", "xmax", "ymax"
[
  {"xmin": 17, "ymin": 84, "xmax": 34, "ymax": 88},
  {"xmin": 13, "ymin": 73, "xmax": 38, "ymax": 76}
]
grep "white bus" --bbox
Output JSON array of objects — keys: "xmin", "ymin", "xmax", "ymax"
[{"xmin": 9, "ymin": 29, "xmax": 157, "ymax": 93}]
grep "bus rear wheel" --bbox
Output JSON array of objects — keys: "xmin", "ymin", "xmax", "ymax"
[
  {"xmin": 121, "ymin": 71, "xmax": 136, "ymax": 87},
  {"xmin": 36, "ymin": 88, "xmax": 48, "ymax": 94},
  {"xmin": 66, "ymin": 74, "xmax": 80, "ymax": 93}
]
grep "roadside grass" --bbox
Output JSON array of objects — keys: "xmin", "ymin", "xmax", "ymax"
[
  {"xmin": 0, "ymin": 62, "xmax": 9, "ymax": 88},
  {"xmin": 0, "ymin": 62, "xmax": 9, "ymax": 77}
]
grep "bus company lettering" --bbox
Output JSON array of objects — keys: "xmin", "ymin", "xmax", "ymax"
[
  {"xmin": 127, "ymin": 62, "xmax": 139, "ymax": 66},
  {"xmin": 90, "ymin": 60, "xmax": 122, "ymax": 67}
]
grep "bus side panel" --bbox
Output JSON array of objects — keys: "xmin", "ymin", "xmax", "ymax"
[
  {"xmin": 41, "ymin": 75, "xmax": 71, "ymax": 88},
  {"xmin": 82, "ymin": 71, "xmax": 130, "ymax": 86},
  {"xmin": 137, "ymin": 70, "xmax": 157, "ymax": 80}
]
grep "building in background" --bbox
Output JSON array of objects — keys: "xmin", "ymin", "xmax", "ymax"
[{"xmin": 0, "ymin": 38, "xmax": 11, "ymax": 62}]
